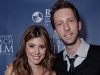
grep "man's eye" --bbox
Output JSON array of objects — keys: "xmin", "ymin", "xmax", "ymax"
[
  {"xmin": 57, "ymin": 23, "xmax": 62, "ymax": 26},
  {"xmin": 69, "ymin": 19, "xmax": 74, "ymax": 22},
  {"xmin": 58, "ymin": 23, "xmax": 61, "ymax": 25}
]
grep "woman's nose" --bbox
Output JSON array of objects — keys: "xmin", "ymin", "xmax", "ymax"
[{"xmin": 34, "ymin": 48, "xmax": 39, "ymax": 55}]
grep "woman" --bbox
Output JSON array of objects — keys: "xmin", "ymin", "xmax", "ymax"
[{"xmin": 4, "ymin": 25, "xmax": 56, "ymax": 75}]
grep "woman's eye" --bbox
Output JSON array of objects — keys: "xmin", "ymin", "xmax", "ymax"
[
  {"xmin": 40, "ymin": 45, "xmax": 45, "ymax": 49},
  {"xmin": 29, "ymin": 45, "xmax": 34, "ymax": 48}
]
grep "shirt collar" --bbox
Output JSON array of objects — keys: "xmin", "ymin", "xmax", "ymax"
[{"xmin": 63, "ymin": 38, "xmax": 90, "ymax": 60}]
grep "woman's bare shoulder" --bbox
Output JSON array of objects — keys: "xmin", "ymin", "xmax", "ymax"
[
  {"xmin": 4, "ymin": 65, "xmax": 13, "ymax": 75},
  {"xmin": 52, "ymin": 71, "xmax": 56, "ymax": 75}
]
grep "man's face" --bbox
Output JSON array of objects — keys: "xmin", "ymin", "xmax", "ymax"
[{"xmin": 53, "ymin": 8, "xmax": 81, "ymax": 45}]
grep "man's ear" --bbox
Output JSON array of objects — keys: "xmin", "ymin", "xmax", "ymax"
[
  {"xmin": 79, "ymin": 21, "xmax": 82, "ymax": 30},
  {"xmin": 54, "ymin": 30, "xmax": 58, "ymax": 36}
]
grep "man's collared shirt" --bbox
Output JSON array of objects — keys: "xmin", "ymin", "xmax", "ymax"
[{"xmin": 63, "ymin": 38, "xmax": 90, "ymax": 71}]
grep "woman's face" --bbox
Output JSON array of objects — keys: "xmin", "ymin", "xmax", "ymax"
[{"xmin": 26, "ymin": 37, "xmax": 46, "ymax": 65}]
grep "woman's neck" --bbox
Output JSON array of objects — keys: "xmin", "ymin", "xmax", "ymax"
[{"xmin": 31, "ymin": 64, "xmax": 44, "ymax": 75}]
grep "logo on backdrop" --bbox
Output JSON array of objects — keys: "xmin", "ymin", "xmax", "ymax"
[
  {"xmin": 32, "ymin": 11, "xmax": 43, "ymax": 23},
  {"xmin": 0, "ymin": 35, "xmax": 14, "ymax": 55},
  {"xmin": 32, "ymin": 9, "xmax": 51, "ymax": 26},
  {"xmin": 45, "ymin": 9, "xmax": 51, "ymax": 26}
]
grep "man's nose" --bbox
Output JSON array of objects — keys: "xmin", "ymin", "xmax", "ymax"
[{"xmin": 64, "ymin": 23, "xmax": 70, "ymax": 31}]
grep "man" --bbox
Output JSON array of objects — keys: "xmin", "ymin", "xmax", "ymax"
[{"xmin": 50, "ymin": 0, "xmax": 100, "ymax": 75}]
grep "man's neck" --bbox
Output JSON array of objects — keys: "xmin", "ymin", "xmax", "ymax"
[{"xmin": 65, "ymin": 38, "xmax": 82, "ymax": 56}]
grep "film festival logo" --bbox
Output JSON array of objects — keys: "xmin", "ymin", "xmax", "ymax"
[
  {"xmin": 0, "ymin": 35, "xmax": 14, "ymax": 55},
  {"xmin": 32, "ymin": 9, "xmax": 51, "ymax": 26},
  {"xmin": 32, "ymin": 11, "xmax": 43, "ymax": 23}
]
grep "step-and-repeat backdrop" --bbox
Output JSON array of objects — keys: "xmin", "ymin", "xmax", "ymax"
[{"xmin": 0, "ymin": 0, "xmax": 100, "ymax": 74}]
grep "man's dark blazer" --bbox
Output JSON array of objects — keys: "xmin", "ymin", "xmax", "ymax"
[{"xmin": 53, "ymin": 45, "xmax": 100, "ymax": 75}]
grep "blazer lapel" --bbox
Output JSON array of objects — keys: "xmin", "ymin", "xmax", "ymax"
[
  {"xmin": 73, "ymin": 58, "xmax": 87, "ymax": 72},
  {"xmin": 63, "ymin": 60, "xmax": 67, "ymax": 70}
]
